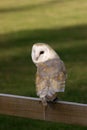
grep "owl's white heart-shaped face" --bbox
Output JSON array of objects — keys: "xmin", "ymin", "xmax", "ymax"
[{"xmin": 31, "ymin": 43, "xmax": 59, "ymax": 64}]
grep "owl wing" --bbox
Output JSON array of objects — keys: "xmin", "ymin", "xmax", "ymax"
[
  {"xmin": 36, "ymin": 71, "xmax": 48, "ymax": 98},
  {"xmin": 49, "ymin": 59, "xmax": 67, "ymax": 93}
]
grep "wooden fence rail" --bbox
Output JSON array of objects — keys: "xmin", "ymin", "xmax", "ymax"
[{"xmin": 0, "ymin": 94, "xmax": 87, "ymax": 126}]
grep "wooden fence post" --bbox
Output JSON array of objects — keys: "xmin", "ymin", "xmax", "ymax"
[{"xmin": 0, "ymin": 94, "xmax": 87, "ymax": 126}]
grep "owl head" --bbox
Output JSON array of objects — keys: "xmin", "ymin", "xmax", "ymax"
[{"xmin": 31, "ymin": 43, "xmax": 60, "ymax": 64}]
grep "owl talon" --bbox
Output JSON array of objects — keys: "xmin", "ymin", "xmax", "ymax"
[{"xmin": 53, "ymin": 97, "xmax": 58, "ymax": 102}]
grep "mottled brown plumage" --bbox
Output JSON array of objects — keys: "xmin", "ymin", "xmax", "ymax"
[{"xmin": 36, "ymin": 58, "xmax": 66, "ymax": 106}]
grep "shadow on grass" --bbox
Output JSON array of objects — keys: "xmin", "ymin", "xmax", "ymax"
[
  {"xmin": 0, "ymin": 0, "xmax": 66, "ymax": 13},
  {"xmin": 0, "ymin": 24, "xmax": 87, "ymax": 45},
  {"xmin": 0, "ymin": 24, "xmax": 87, "ymax": 62}
]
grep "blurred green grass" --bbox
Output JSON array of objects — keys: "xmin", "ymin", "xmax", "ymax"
[{"xmin": 0, "ymin": 0, "xmax": 87, "ymax": 129}]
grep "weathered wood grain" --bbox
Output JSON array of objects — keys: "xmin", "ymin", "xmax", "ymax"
[{"xmin": 0, "ymin": 94, "xmax": 87, "ymax": 126}]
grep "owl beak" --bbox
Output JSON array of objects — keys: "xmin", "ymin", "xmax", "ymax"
[{"xmin": 35, "ymin": 56, "xmax": 39, "ymax": 61}]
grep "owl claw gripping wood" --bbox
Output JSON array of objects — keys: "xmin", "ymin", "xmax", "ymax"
[{"xmin": 31, "ymin": 43, "xmax": 67, "ymax": 119}]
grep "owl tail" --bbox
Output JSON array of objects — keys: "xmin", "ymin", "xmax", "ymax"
[
  {"xmin": 46, "ymin": 93, "xmax": 58, "ymax": 102},
  {"xmin": 41, "ymin": 97, "xmax": 47, "ymax": 106}
]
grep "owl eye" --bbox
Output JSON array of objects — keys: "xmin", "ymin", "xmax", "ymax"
[{"xmin": 40, "ymin": 51, "xmax": 44, "ymax": 55}]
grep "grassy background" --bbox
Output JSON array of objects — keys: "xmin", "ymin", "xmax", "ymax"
[{"xmin": 0, "ymin": 0, "xmax": 87, "ymax": 129}]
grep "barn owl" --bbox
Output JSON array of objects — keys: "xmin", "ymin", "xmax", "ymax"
[{"xmin": 31, "ymin": 43, "xmax": 67, "ymax": 107}]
